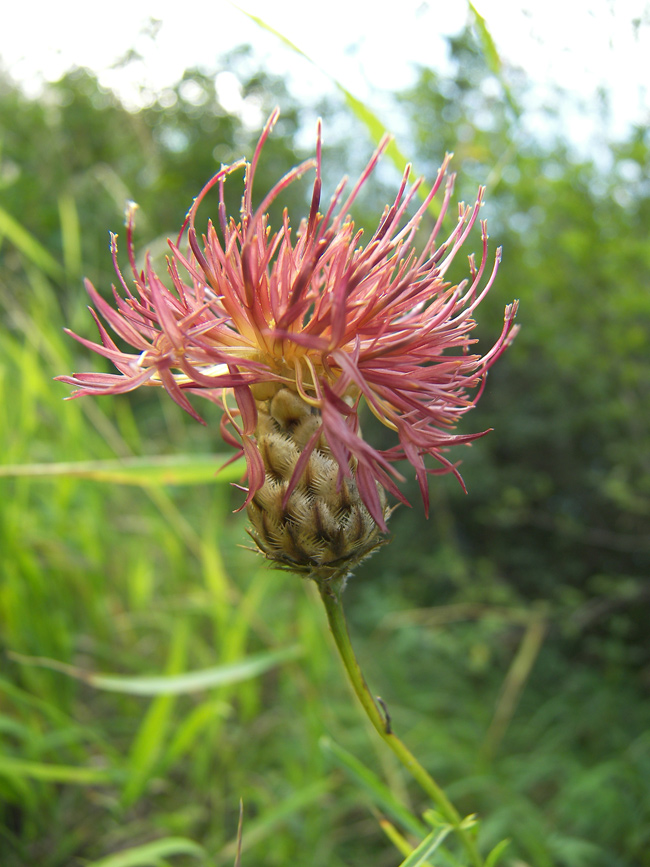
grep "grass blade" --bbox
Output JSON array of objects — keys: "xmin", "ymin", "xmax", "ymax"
[
  {"xmin": 484, "ymin": 838, "xmax": 511, "ymax": 867},
  {"xmin": 0, "ymin": 755, "xmax": 117, "ymax": 785},
  {"xmin": 216, "ymin": 778, "xmax": 332, "ymax": 865},
  {"xmin": 397, "ymin": 825, "xmax": 453, "ymax": 867},
  {"xmin": 320, "ymin": 736, "xmax": 426, "ymax": 838},
  {"xmin": 58, "ymin": 192, "xmax": 83, "ymax": 281},
  {"xmin": 0, "ymin": 204, "xmax": 64, "ymax": 279},
  {"xmin": 468, "ymin": 2, "xmax": 519, "ymax": 117},
  {"xmin": 84, "ymin": 837, "xmax": 205, "ymax": 867},
  {"xmin": 9, "ymin": 646, "xmax": 302, "ymax": 695},
  {"xmin": 121, "ymin": 619, "xmax": 188, "ymax": 806},
  {"xmin": 0, "ymin": 454, "xmax": 245, "ymax": 486},
  {"xmin": 238, "ymin": 8, "xmax": 411, "ymax": 172}
]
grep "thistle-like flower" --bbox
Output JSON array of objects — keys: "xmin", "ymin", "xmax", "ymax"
[{"xmin": 58, "ymin": 110, "xmax": 518, "ymax": 579}]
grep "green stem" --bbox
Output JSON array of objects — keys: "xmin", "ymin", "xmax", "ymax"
[{"xmin": 318, "ymin": 577, "xmax": 482, "ymax": 867}]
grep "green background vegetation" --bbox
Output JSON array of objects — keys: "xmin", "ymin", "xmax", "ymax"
[{"xmin": 1, "ymin": 22, "xmax": 649, "ymax": 867}]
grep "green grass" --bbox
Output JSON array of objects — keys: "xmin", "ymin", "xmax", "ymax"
[{"xmin": 0, "ymin": 243, "xmax": 341, "ymax": 864}]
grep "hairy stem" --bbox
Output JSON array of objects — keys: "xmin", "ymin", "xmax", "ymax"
[{"xmin": 318, "ymin": 576, "xmax": 482, "ymax": 867}]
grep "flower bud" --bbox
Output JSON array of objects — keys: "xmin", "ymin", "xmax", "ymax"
[{"xmin": 247, "ymin": 388, "xmax": 389, "ymax": 580}]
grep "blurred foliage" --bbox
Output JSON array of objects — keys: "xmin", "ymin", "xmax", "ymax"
[
  {"xmin": 371, "ymin": 28, "xmax": 650, "ymax": 864},
  {"xmin": 1, "ymin": 20, "xmax": 649, "ymax": 867},
  {"xmin": 382, "ymin": 26, "xmax": 650, "ymax": 655},
  {"xmin": 0, "ymin": 47, "xmax": 312, "ymax": 293}
]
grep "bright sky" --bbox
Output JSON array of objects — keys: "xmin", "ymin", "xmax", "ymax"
[{"xmin": 2, "ymin": 0, "xmax": 649, "ymax": 146}]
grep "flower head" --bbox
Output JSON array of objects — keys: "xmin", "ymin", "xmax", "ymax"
[{"xmin": 59, "ymin": 110, "xmax": 517, "ymax": 570}]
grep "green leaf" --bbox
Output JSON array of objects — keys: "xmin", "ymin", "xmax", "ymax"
[
  {"xmin": 0, "ymin": 755, "xmax": 116, "ymax": 785},
  {"xmin": 164, "ymin": 699, "xmax": 230, "ymax": 763},
  {"xmin": 468, "ymin": 2, "xmax": 501, "ymax": 75},
  {"xmin": 216, "ymin": 778, "xmax": 332, "ymax": 865},
  {"xmin": 58, "ymin": 192, "xmax": 83, "ymax": 280},
  {"xmin": 238, "ymin": 8, "xmax": 413, "ymax": 176},
  {"xmin": 9, "ymin": 646, "xmax": 302, "ymax": 695},
  {"xmin": 484, "ymin": 838, "xmax": 511, "ymax": 867},
  {"xmin": 468, "ymin": 2, "xmax": 520, "ymax": 118},
  {"xmin": 397, "ymin": 825, "xmax": 452, "ymax": 867},
  {"xmin": 84, "ymin": 837, "xmax": 205, "ymax": 867},
  {"xmin": 122, "ymin": 618, "xmax": 189, "ymax": 806},
  {"xmin": 0, "ymin": 204, "xmax": 64, "ymax": 279},
  {"xmin": 320, "ymin": 736, "xmax": 426, "ymax": 838},
  {"xmin": 0, "ymin": 454, "xmax": 246, "ymax": 486}
]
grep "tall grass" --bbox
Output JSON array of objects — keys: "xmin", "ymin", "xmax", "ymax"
[{"xmin": 0, "ymin": 221, "xmax": 352, "ymax": 864}]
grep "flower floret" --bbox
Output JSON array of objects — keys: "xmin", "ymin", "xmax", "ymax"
[{"xmin": 58, "ymin": 110, "xmax": 518, "ymax": 529}]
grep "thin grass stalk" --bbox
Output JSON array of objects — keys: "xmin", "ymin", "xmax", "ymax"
[{"xmin": 317, "ymin": 576, "xmax": 482, "ymax": 867}]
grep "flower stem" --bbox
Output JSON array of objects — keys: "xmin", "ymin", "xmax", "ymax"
[{"xmin": 317, "ymin": 577, "xmax": 482, "ymax": 867}]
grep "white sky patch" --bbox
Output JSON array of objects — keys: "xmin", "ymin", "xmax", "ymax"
[
  {"xmin": 214, "ymin": 70, "xmax": 265, "ymax": 130},
  {"xmin": 1, "ymin": 0, "xmax": 648, "ymax": 145}
]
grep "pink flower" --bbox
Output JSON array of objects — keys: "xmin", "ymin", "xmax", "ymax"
[{"xmin": 58, "ymin": 110, "xmax": 518, "ymax": 532}]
